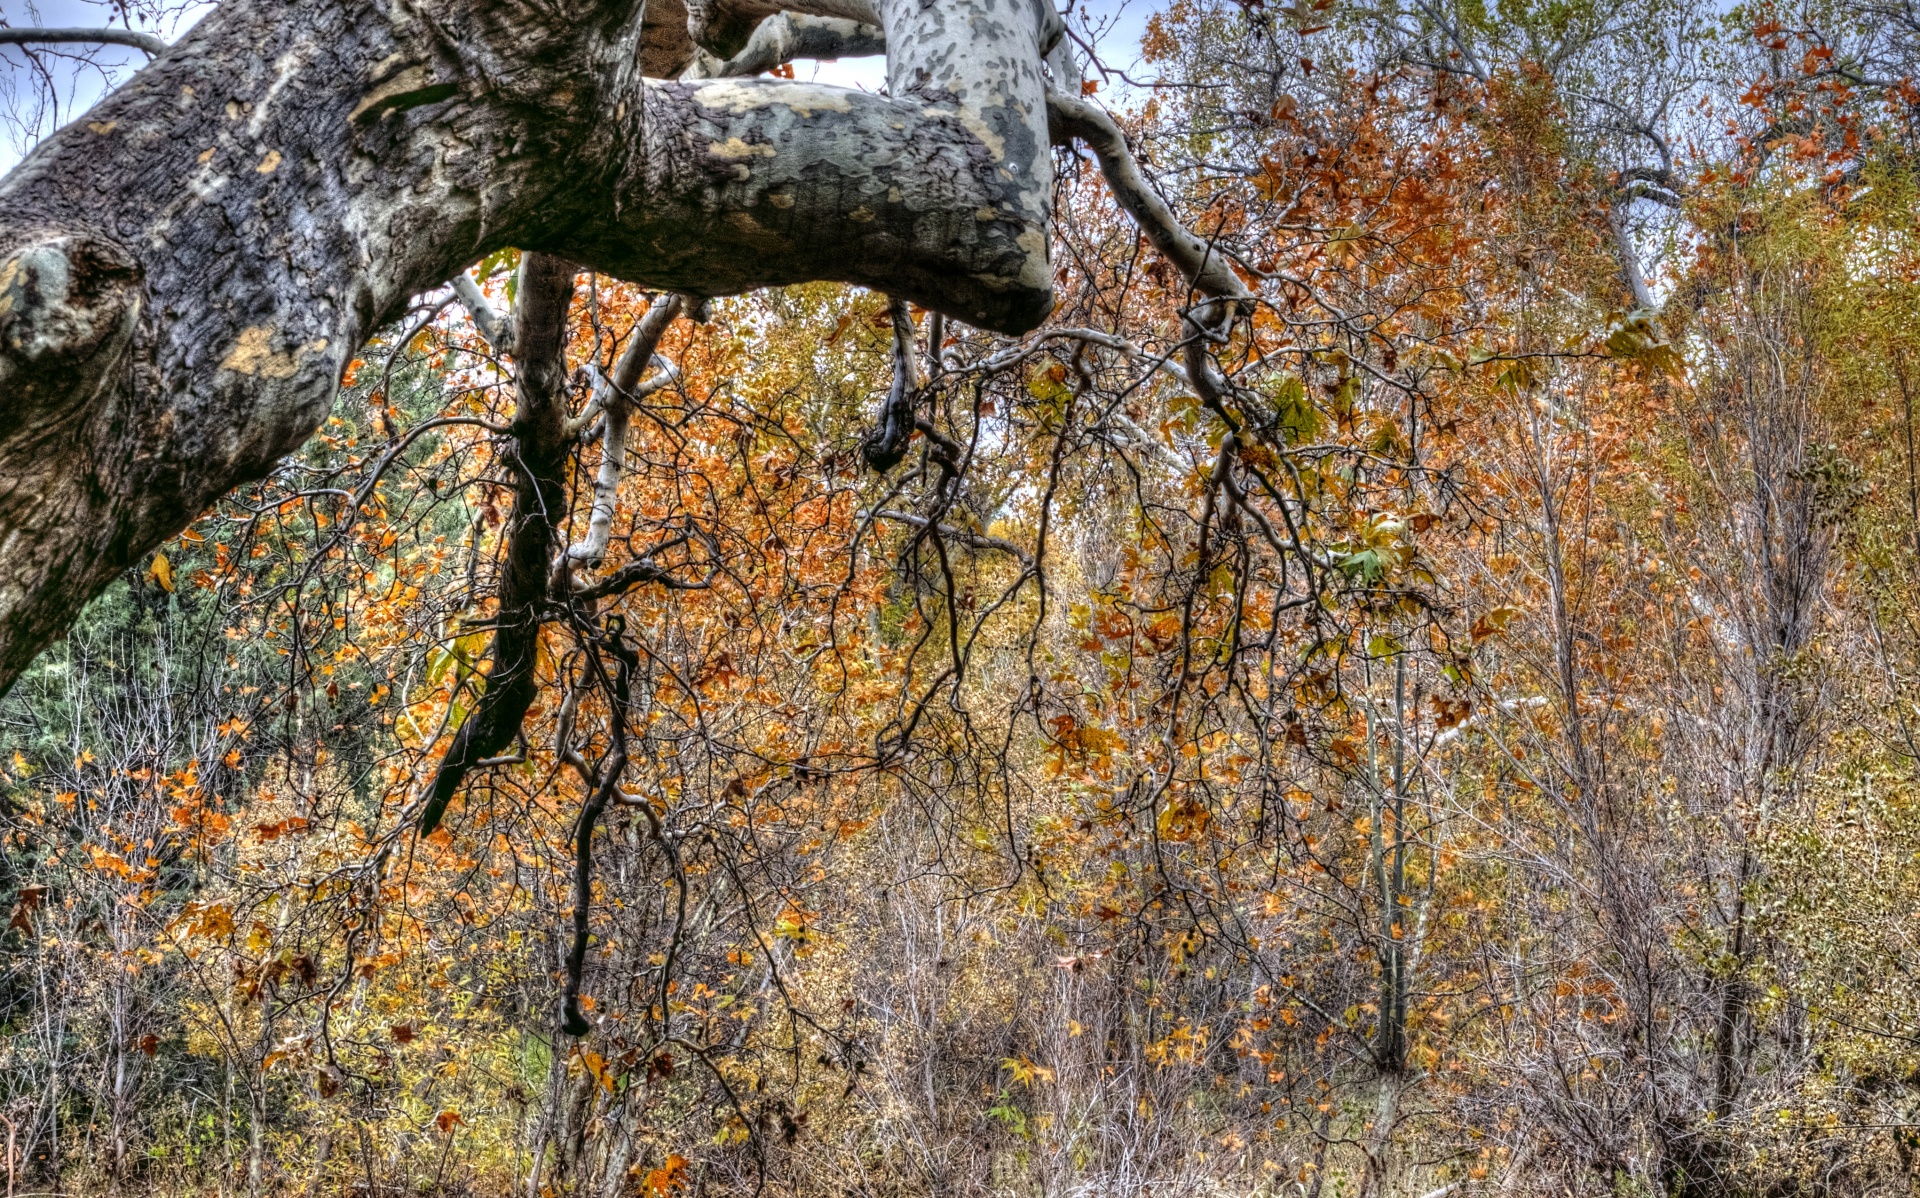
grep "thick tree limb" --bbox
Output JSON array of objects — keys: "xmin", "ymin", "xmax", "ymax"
[
  {"xmin": 0, "ymin": 27, "xmax": 169, "ymax": 54},
  {"xmin": 0, "ymin": 0, "xmax": 1062, "ymax": 693},
  {"xmin": 684, "ymin": 0, "xmax": 880, "ymax": 56}
]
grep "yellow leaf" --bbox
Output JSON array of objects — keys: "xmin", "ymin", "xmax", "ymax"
[
  {"xmin": 589, "ymin": 1050, "xmax": 615, "ymax": 1092},
  {"xmin": 1002, "ymin": 1055, "xmax": 1055, "ymax": 1087},
  {"xmin": 1157, "ymin": 795, "xmax": 1210, "ymax": 841},
  {"xmin": 148, "ymin": 551, "xmax": 175, "ymax": 592}
]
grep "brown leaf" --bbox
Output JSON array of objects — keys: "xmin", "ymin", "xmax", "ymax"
[
  {"xmin": 8, "ymin": 885, "xmax": 47, "ymax": 936},
  {"xmin": 1471, "ymin": 605, "xmax": 1520, "ymax": 643},
  {"xmin": 1328, "ymin": 736, "xmax": 1361, "ymax": 767}
]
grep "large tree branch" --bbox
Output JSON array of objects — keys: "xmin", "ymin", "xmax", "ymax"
[
  {"xmin": 684, "ymin": 0, "xmax": 879, "ymax": 55},
  {"xmin": 0, "ymin": 0, "xmax": 1063, "ymax": 693},
  {"xmin": 0, "ymin": 27, "xmax": 169, "ymax": 55}
]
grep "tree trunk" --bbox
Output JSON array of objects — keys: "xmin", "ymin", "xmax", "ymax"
[{"xmin": 0, "ymin": 0, "xmax": 1061, "ymax": 694}]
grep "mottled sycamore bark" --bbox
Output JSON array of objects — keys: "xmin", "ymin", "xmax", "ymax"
[{"xmin": 0, "ymin": 0, "xmax": 1061, "ymax": 692}]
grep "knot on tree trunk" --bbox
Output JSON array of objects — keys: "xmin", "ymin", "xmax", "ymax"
[{"xmin": 0, "ymin": 234, "xmax": 141, "ymax": 441}]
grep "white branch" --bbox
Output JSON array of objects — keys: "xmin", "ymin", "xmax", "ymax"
[
  {"xmin": 450, "ymin": 271, "xmax": 513, "ymax": 352},
  {"xmin": 1106, "ymin": 410, "xmax": 1191, "ymax": 476},
  {"xmin": 690, "ymin": 12, "xmax": 884, "ymax": 78},
  {"xmin": 1607, "ymin": 202, "xmax": 1657, "ymax": 312},
  {"xmin": 1047, "ymin": 93, "xmax": 1251, "ymax": 304},
  {"xmin": 0, "ymin": 27, "xmax": 168, "ymax": 55},
  {"xmin": 567, "ymin": 293, "xmax": 684, "ymax": 566}
]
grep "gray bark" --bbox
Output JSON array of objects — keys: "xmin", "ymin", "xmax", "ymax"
[{"xmin": 0, "ymin": 0, "xmax": 1061, "ymax": 693}]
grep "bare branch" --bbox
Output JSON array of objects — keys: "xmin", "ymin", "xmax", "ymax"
[
  {"xmin": 568, "ymin": 292, "xmax": 684, "ymax": 566},
  {"xmin": 871, "ymin": 509, "xmax": 1031, "ymax": 565},
  {"xmin": 691, "ymin": 12, "xmax": 883, "ymax": 78},
  {"xmin": 0, "ymin": 27, "xmax": 168, "ymax": 55},
  {"xmin": 1047, "ymin": 93, "xmax": 1251, "ymax": 305},
  {"xmin": 450, "ymin": 270, "xmax": 513, "ymax": 353},
  {"xmin": 570, "ymin": 535, "xmax": 720, "ymax": 601},
  {"xmin": 861, "ymin": 296, "xmax": 921, "ymax": 473}
]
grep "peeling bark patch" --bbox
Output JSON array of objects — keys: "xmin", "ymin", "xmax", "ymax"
[
  {"xmin": 219, "ymin": 326, "xmax": 328, "ymax": 378},
  {"xmin": 0, "ymin": 258, "xmax": 22, "ymax": 318},
  {"xmin": 724, "ymin": 210, "xmax": 789, "ymax": 250},
  {"xmin": 708, "ymin": 137, "xmax": 775, "ymax": 160},
  {"xmin": 256, "ymin": 150, "xmax": 283, "ymax": 174},
  {"xmin": 693, "ymin": 78, "xmax": 853, "ymax": 117},
  {"xmin": 348, "ymin": 65, "xmax": 457, "ymax": 123}
]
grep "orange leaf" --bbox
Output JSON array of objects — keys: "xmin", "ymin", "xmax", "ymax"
[{"xmin": 640, "ymin": 1155, "xmax": 688, "ymax": 1197}]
